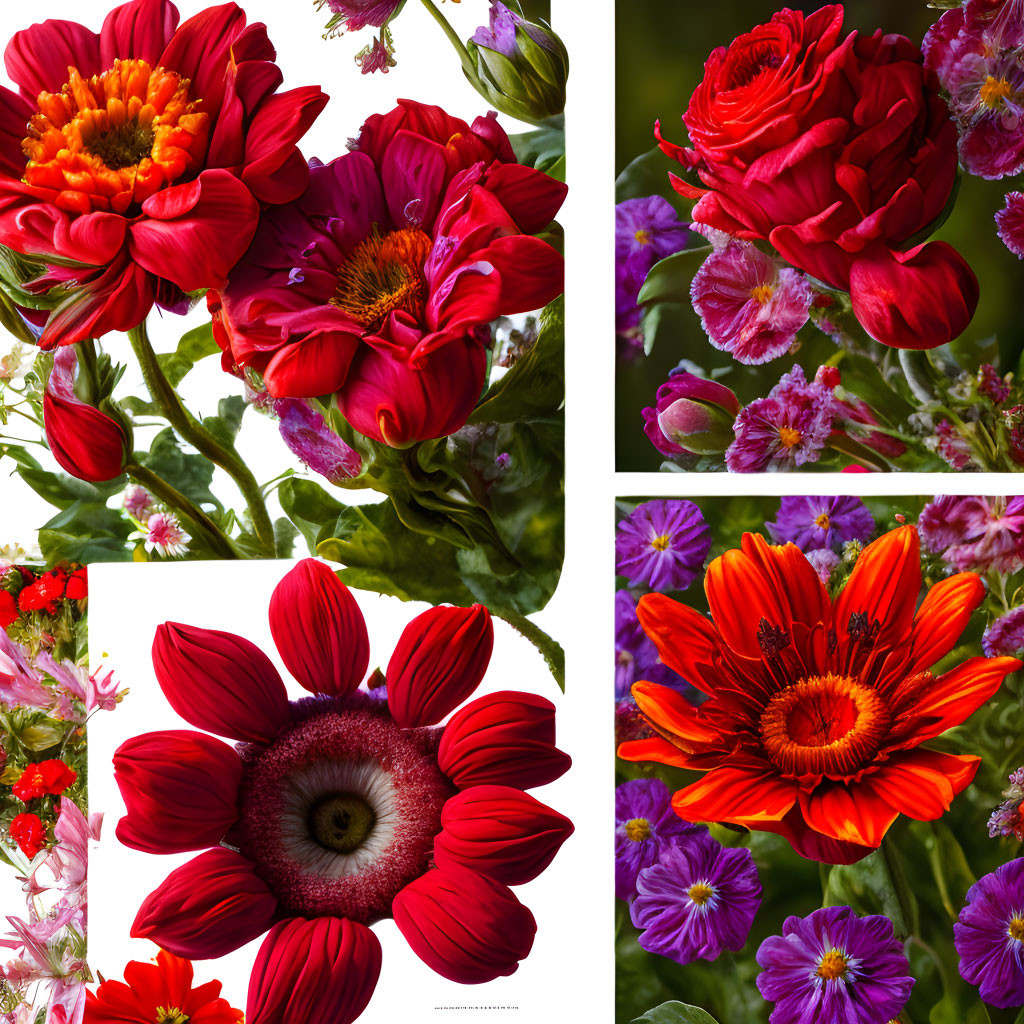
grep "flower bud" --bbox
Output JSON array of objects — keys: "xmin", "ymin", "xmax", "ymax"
[
  {"xmin": 642, "ymin": 372, "xmax": 740, "ymax": 457},
  {"xmin": 467, "ymin": 2, "xmax": 568, "ymax": 123}
]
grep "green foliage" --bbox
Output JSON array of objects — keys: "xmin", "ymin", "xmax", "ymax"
[{"xmin": 631, "ymin": 1003, "xmax": 722, "ymax": 1024}]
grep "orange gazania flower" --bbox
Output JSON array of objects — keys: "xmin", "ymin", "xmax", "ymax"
[{"xmin": 619, "ymin": 526, "xmax": 1020, "ymax": 865}]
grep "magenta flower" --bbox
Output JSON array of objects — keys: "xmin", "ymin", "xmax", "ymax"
[
  {"xmin": 275, "ymin": 399, "xmax": 362, "ymax": 483},
  {"xmin": 691, "ymin": 241, "xmax": 813, "ymax": 365},
  {"xmin": 642, "ymin": 372, "xmax": 740, "ymax": 458},
  {"xmin": 129, "ymin": 512, "xmax": 191, "ymax": 559},
  {"xmin": 323, "ymin": 0, "xmax": 401, "ymax": 32},
  {"xmin": 932, "ymin": 419, "xmax": 976, "ymax": 470},
  {"xmin": 983, "ymin": 606, "xmax": 1024, "ymax": 657},
  {"xmin": 615, "ymin": 500, "xmax": 711, "ymax": 592},
  {"xmin": 725, "ymin": 366, "xmax": 837, "ymax": 473},
  {"xmin": 919, "ymin": 495, "xmax": 1024, "ymax": 573},
  {"xmin": 805, "ymin": 548, "xmax": 841, "ymax": 585},
  {"xmin": 997, "ymin": 191, "xmax": 1024, "ymax": 258},
  {"xmin": 988, "ymin": 766, "xmax": 1024, "ymax": 840}
]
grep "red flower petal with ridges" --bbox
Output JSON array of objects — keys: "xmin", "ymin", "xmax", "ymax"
[
  {"xmin": 85, "ymin": 949, "xmax": 243, "ymax": 1024},
  {"xmin": 434, "ymin": 785, "xmax": 574, "ymax": 885},
  {"xmin": 152, "ymin": 622, "xmax": 291, "ymax": 743},
  {"xmin": 131, "ymin": 847, "xmax": 278, "ymax": 959},
  {"xmin": 387, "ymin": 604, "xmax": 493, "ymax": 728},
  {"xmin": 246, "ymin": 917, "xmax": 381, "ymax": 1024},
  {"xmin": 622, "ymin": 525, "xmax": 1020, "ymax": 863},
  {"xmin": 114, "ymin": 730, "xmax": 242, "ymax": 854},
  {"xmin": 268, "ymin": 559, "xmax": 369, "ymax": 697},
  {"xmin": 393, "ymin": 864, "xmax": 536, "ymax": 983}
]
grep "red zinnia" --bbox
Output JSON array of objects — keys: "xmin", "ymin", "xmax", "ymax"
[
  {"xmin": 0, "ymin": 0, "xmax": 327, "ymax": 347},
  {"xmin": 12, "ymin": 759, "xmax": 78, "ymax": 802},
  {"xmin": 115, "ymin": 558, "xmax": 572, "ymax": 1020},
  {"xmin": 619, "ymin": 526, "xmax": 1020, "ymax": 864},
  {"xmin": 85, "ymin": 949, "xmax": 243, "ymax": 1023},
  {"xmin": 9, "ymin": 812, "xmax": 46, "ymax": 858}
]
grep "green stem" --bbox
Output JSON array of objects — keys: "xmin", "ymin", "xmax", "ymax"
[
  {"xmin": 882, "ymin": 835, "xmax": 917, "ymax": 939},
  {"xmin": 495, "ymin": 610, "xmax": 564, "ymax": 691},
  {"xmin": 419, "ymin": 0, "xmax": 475, "ymax": 67},
  {"xmin": 126, "ymin": 322, "xmax": 275, "ymax": 555},
  {"xmin": 76, "ymin": 339, "xmax": 100, "ymax": 405},
  {"xmin": 126, "ymin": 462, "xmax": 238, "ymax": 560}
]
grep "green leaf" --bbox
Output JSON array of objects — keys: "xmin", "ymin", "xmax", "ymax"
[
  {"xmin": 140, "ymin": 428, "xmax": 221, "ymax": 513},
  {"xmin": 616, "ymin": 145, "xmax": 680, "ymax": 205},
  {"xmin": 38, "ymin": 529, "xmax": 132, "ymax": 563},
  {"xmin": 637, "ymin": 247, "xmax": 711, "ymax": 306},
  {"xmin": 823, "ymin": 846, "xmax": 917, "ymax": 938},
  {"xmin": 14, "ymin": 463, "xmax": 126, "ymax": 511},
  {"xmin": 631, "ymin": 1002, "xmax": 722, "ymax": 1024},
  {"xmin": 279, "ymin": 478, "xmax": 347, "ymax": 554},
  {"xmin": 273, "ymin": 515, "xmax": 298, "ymax": 558},
  {"xmin": 155, "ymin": 322, "xmax": 220, "ymax": 388},
  {"xmin": 202, "ymin": 395, "xmax": 246, "ymax": 449},
  {"xmin": 508, "ymin": 117, "xmax": 565, "ymax": 177}
]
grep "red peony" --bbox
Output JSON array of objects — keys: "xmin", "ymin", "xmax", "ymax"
[
  {"xmin": 660, "ymin": 4, "xmax": 978, "ymax": 349},
  {"xmin": 12, "ymin": 758, "xmax": 78, "ymax": 802},
  {"xmin": 0, "ymin": 0, "xmax": 327, "ymax": 347},
  {"xmin": 85, "ymin": 949, "xmax": 243, "ymax": 1023},
  {"xmin": 9, "ymin": 812, "xmax": 46, "ymax": 858},
  {"xmin": 210, "ymin": 99, "xmax": 566, "ymax": 446},
  {"xmin": 114, "ymin": 559, "xmax": 571, "ymax": 1017}
]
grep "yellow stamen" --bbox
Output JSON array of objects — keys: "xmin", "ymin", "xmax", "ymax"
[
  {"xmin": 1009, "ymin": 917, "xmax": 1024, "ymax": 942},
  {"xmin": 816, "ymin": 949, "xmax": 849, "ymax": 981},
  {"xmin": 980, "ymin": 75, "xmax": 1013, "ymax": 109},
  {"xmin": 624, "ymin": 818, "xmax": 651, "ymax": 842},
  {"xmin": 815, "ymin": 513, "xmax": 830, "ymax": 530},
  {"xmin": 634, "ymin": 228, "xmax": 652, "ymax": 245},
  {"xmin": 155, "ymin": 1008, "xmax": 190, "ymax": 1024},
  {"xmin": 778, "ymin": 426, "xmax": 801, "ymax": 448},
  {"xmin": 650, "ymin": 534, "xmax": 671, "ymax": 552},
  {"xmin": 750, "ymin": 284, "xmax": 774, "ymax": 304},
  {"xmin": 687, "ymin": 882, "xmax": 715, "ymax": 906}
]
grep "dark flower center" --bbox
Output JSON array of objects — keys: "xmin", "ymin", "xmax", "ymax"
[
  {"xmin": 723, "ymin": 40, "xmax": 783, "ymax": 90},
  {"xmin": 309, "ymin": 792, "xmax": 377, "ymax": 853},
  {"xmin": 760, "ymin": 673, "xmax": 889, "ymax": 777},
  {"xmin": 332, "ymin": 227, "xmax": 432, "ymax": 332}
]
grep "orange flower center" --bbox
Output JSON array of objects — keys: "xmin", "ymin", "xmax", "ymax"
[
  {"xmin": 980, "ymin": 75, "xmax": 1013, "ymax": 109},
  {"xmin": 624, "ymin": 817, "xmax": 651, "ymax": 842},
  {"xmin": 155, "ymin": 1009, "xmax": 189, "ymax": 1024},
  {"xmin": 749, "ymin": 284, "xmax": 774, "ymax": 304},
  {"xmin": 778, "ymin": 426, "xmax": 801, "ymax": 448},
  {"xmin": 332, "ymin": 227, "xmax": 432, "ymax": 333},
  {"xmin": 687, "ymin": 882, "xmax": 716, "ymax": 906},
  {"xmin": 1009, "ymin": 916, "xmax": 1024, "ymax": 942},
  {"xmin": 22, "ymin": 59, "xmax": 209, "ymax": 216},
  {"xmin": 815, "ymin": 948, "xmax": 849, "ymax": 981},
  {"xmin": 759, "ymin": 673, "xmax": 890, "ymax": 777},
  {"xmin": 650, "ymin": 534, "xmax": 671, "ymax": 552},
  {"xmin": 634, "ymin": 228, "xmax": 652, "ymax": 245},
  {"xmin": 815, "ymin": 513, "xmax": 830, "ymax": 530}
]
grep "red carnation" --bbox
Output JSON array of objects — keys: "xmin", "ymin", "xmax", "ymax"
[
  {"xmin": 662, "ymin": 4, "xmax": 977, "ymax": 349},
  {"xmin": 12, "ymin": 759, "xmax": 78, "ymax": 802},
  {"xmin": 17, "ymin": 572, "xmax": 65, "ymax": 613},
  {"xmin": 64, "ymin": 566, "xmax": 88, "ymax": 601},
  {"xmin": 0, "ymin": 0, "xmax": 327, "ymax": 347},
  {"xmin": 0, "ymin": 590, "xmax": 17, "ymax": 628},
  {"xmin": 9, "ymin": 812, "xmax": 46, "ymax": 858}
]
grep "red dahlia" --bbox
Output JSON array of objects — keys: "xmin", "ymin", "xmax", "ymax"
[
  {"xmin": 114, "ymin": 558, "xmax": 572, "ymax": 1022},
  {"xmin": 619, "ymin": 526, "xmax": 1020, "ymax": 864},
  {"xmin": 0, "ymin": 0, "xmax": 327, "ymax": 347}
]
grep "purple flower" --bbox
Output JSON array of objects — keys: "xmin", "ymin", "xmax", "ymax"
[
  {"xmin": 642, "ymin": 371, "xmax": 740, "ymax": 458},
  {"xmin": 275, "ymin": 398, "xmax": 362, "ymax": 483},
  {"xmin": 690, "ymin": 241, "xmax": 813, "ymax": 365},
  {"xmin": 631, "ymin": 830, "xmax": 761, "ymax": 965},
  {"xmin": 805, "ymin": 548, "xmax": 840, "ymax": 585},
  {"xmin": 919, "ymin": 495, "xmax": 1024, "ymax": 573},
  {"xmin": 997, "ymin": 191, "xmax": 1024, "ymax": 258},
  {"xmin": 983, "ymin": 606, "xmax": 1024, "ymax": 657},
  {"xmin": 955, "ymin": 857, "xmax": 1024, "ymax": 1007},
  {"xmin": 756, "ymin": 906, "xmax": 914, "ymax": 1024},
  {"xmin": 322, "ymin": 0, "xmax": 402, "ymax": 31},
  {"xmin": 355, "ymin": 31, "xmax": 396, "ymax": 74},
  {"xmin": 615, "ymin": 500, "xmax": 711, "ymax": 592},
  {"xmin": 615, "ymin": 778, "xmax": 699, "ymax": 902},
  {"xmin": 932, "ymin": 419, "xmax": 976, "ymax": 470},
  {"xmin": 725, "ymin": 366, "xmax": 837, "ymax": 473},
  {"xmin": 766, "ymin": 496, "xmax": 875, "ymax": 553},
  {"xmin": 988, "ymin": 766, "xmax": 1024, "ymax": 840},
  {"xmin": 923, "ymin": 0, "xmax": 1024, "ymax": 179},
  {"xmin": 616, "ymin": 197, "xmax": 690, "ymax": 333}
]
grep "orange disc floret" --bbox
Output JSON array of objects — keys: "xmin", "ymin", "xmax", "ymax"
[
  {"xmin": 619, "ymin": 525, "xmax": 1021, "ymax": 864},
  {"xmin": 22, "ymin": 59, "xmax": 209, "ymax": 216}
]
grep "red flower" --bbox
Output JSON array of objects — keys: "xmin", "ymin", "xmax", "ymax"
[
  {"xmin": 9, "ymin": 812, "xmax": 46, "ymax": 858},
  {"xmin": 84, "ymin": 948, "xmax": 243, "ymax": 1023},
  {"xmin": 116, "ymin": 558, "xmax": 570, "ymax": 1010},
  {"xmin": 661, "ymin": 5, "xmax": 977, "ymax": 349},
  {"xmin": 12, "ymin": 758, "xmax": 77, "ymax": 802},
  {"xmin": 619, "ymin": 526, "xmax": 1020, "ymax": 864},
  {"xmin": 17, "ymin": 571, "xmax": 65, "ymax": 613},
  {"xmin": 64, "ymin": 566, "xmax": 88, "ymax": 600},
  {"xmin": 211, "ymin": 99, "xmax": 566, "ymax": 446},
  {"xmin": 44, "ymin": 347, "xmax": 129, "ymax": 481},
  {"xmin": 0, "ymin": 0, "xmax": 327, "ymax": 347},
  {"xmin": 0, "ymin": 590, "xmax": 17, "ymax": 628}
]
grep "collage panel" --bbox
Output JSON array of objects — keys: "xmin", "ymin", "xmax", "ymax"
[
  {"xmin": 615, "ymin": 1, "xmax": 1024, "ymax": 473},
  {"xmin": 615, "ymin": 493, "xmax": 1024, "ymax": 1023}
]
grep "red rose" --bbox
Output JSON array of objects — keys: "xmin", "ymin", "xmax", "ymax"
[
  {"xmin": 9, "ymin": 813, "xmax": 46, "ymax": 858},
  {"xmin": 661, "ymin": 4, "xmax": 978, "ymax": 349},
  {"xmin": 13, "ymin": 759, "xmax": 78, "ymax": 802}
]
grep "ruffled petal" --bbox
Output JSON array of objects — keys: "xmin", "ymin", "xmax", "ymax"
[
  {"xmin": 483, "ymin": 162, "xmax": 567, "ymax": 234},
  {"xmin": 263, "ymin": 333, "xmax": 357, "ymax": 399},
  {"xmin": 5, "ymin": 18, "xmax": 101, "ymax": 102},
  {"xmin": 798, "ymin": 781, "xmax": 899, "ymax": 849},
  {"xmin": 860, "ymin": 749, "xmax": 979, "ymax": 821}
]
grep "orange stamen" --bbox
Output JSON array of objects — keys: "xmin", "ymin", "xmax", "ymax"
[{"xmin": 22, "ymin": 59, "xmax": 208, "ymax": 216}]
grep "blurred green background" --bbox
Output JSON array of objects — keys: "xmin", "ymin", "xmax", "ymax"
[{"xmin": 615, "ymin": 1, "xmax": 1024, "ymax": 470}]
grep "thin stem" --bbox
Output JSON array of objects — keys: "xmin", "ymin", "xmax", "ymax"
[
  {"xmin": 419, "ymin": 0, "xmax": 475, "ymax": 69},
  {"xmin": 76, "ymin": 339, "xmax": 100, "ymax": 405},
  {"xmin": 882, "ymin": 835, "xmax": 916, "ymax": 939},
  {"xmin": 495, "ymin": 610, "xmax": 564, "ymax": 691},
  {"xmin": 126, "ymin": 322, "xmax": 275, "ymax": 555},
  {"xmin": 126, "ymin": 462, "xmax": 238, "ymax": 560}
]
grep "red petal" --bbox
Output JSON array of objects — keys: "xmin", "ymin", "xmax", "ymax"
[
  {"xmin": 798, "ymin": 782, "xmax": 899, "ymax": 849},
  {"xmin": 152, "ymin": 622, "xmax": 291, "ymax": 743},
  {"xmin": 263, "ymin": 333, "xmax": 357, "ymax": 399},
  {"xmin": 635, "ymin": 593, "xmax": 722, "ymax": 696},
  {"xmin": 382, "ymin": 130, "xmax": 448, "ymax": 231},
  {"xmin": 100, "ymin": 0, "xmax": 179, "ymax": 67},
  {"xmin": 386, "ymin": 605, "xmax": 493, "ymax": 727},
  {"xmin": 671, "ymin": 765, "xmax": 797, "ymax": 825},
  {"xmin": 905, "ymin": 572, "xmax": 985, "ymax": 674},
  {"xmin": 616, "ymin": 737, "xmax": 697, "ymax": 769},
  {"xmin": 246, "ymin": 918, "xmax": 381, "ymax": 1024},
  {"xmin": 0, "ymin": 86, "xmax": 34, "ymax": 179},
  {"xmin": 631, "ymin": 680, "xmax": 718, "ymax": 747},
  {"xmin": 5, "ymin": 18, "xmax": 100, "ymax": 102},
  {"xmin": 861, "ymin": 749, "xmax": 979, "ymax": 821},
  {"xmin": 44, "ymin": 392, "xmax": 127, "ymax": 482},
  {"xmin": 482, "ymin": 234, "xmax": 564, "ymax": 314},
  {"xmin": 114, "ymin": 730, "xmax": 242, "ymax": 854},
  {"xmin": 434, "ymin": 785, "xmax": 573, "ymax": 885},
  {"xmin": 484, "ymin": 162, "xmax": 567, "ymax": 234},
  {"xmin": 393, "ymin": 865, "xmax": 536, "ymax": 983},
  {"xmin": 268, "ymin": 559, "xmax": 369, "ymax": 697},
  {"xmin": 132, "ymin": 849, "xmax": 278, "ymax": 959}
]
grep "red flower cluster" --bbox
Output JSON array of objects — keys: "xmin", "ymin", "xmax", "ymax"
[
  {"xmin": 12, "ymin": 758, "xmax": 78, "ymax": 802},
  {"xmin": 661, "ymin": 5, "xmax": 978, "ymax": 349},
  {"xmin": 9, "ymin": 565, "xmax": 87, "ymax": 616},
  {"xmin": 0, "ymin": 0, "xmax": 327, "ymax": 346},
  {"xmin": 9, "ymin": 812, "xmax": 46, "ymax": 858}
]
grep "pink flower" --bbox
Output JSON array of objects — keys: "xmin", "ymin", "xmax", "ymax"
[
  {"xmin": 129, "ymin": 512, "xmax": 190, "ymax": 558},
  {"xmin": 919, "ymin": 495, "xmax": 1024, "ymax": 572},
  {"xmin": 122, "ymin": 486, "xmax": 154, "ymax": 522},
  {"xmin": 690, "ymin": 241, "xmax": 813, "ymax": 364},
  {"xmin": 996, "ymin": 191, "xmax": 1024, "ymax": 258},
  {"xmin": 0, "ymin": 632, "xmax": 50, "ymax": 710}
]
